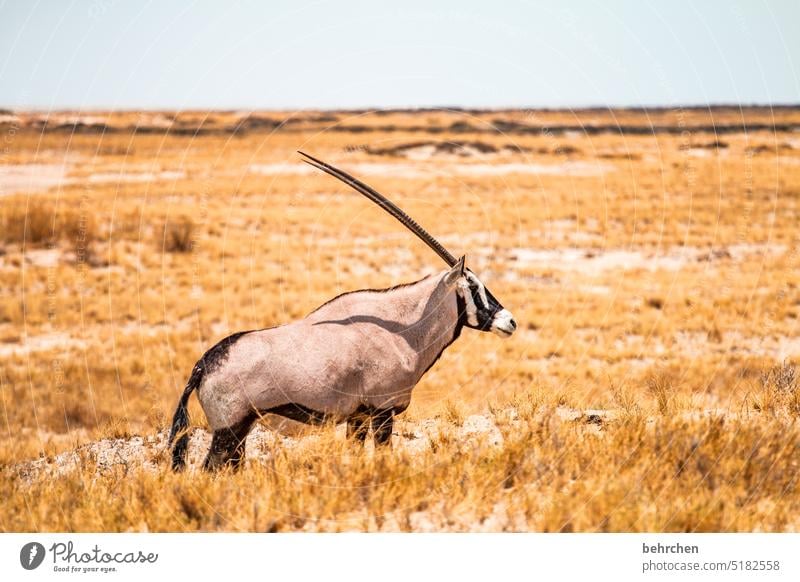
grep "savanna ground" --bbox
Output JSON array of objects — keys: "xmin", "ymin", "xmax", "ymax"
[{"xmin": 0, "ymin": 106, "xmax": 799, "ymax": 531}]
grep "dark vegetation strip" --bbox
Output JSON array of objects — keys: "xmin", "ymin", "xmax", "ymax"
[{"xmin": 4, "ymin": 111, "xmax": 800, "ymax": 138}]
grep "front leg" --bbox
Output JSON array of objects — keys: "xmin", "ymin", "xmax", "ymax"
[
  {"xmin": 371, "ymin": 409, "xmax": 394, "ymax": 446},
  {"xmin": 346, "ymin": 404, "xmax": 371, "ymax": 443},
  {"xmin": 347, "ymin": 414, "xmax": 370, "ymax": 443}
]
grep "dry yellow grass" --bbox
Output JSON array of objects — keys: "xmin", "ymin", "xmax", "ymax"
[{"xmin": 1, "ymin": 107, "xmax": 799, "ymax": 531}]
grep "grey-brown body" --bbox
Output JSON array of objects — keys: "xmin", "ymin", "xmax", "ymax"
[{"xmin": 198, "ymin": 270, "xmax": 458, "ymax": 431}]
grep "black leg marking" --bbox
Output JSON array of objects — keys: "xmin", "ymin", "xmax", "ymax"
[
  {"xmin": 257, "ymin": 403, "xmax": 402, "ymax": 448},
  {"xmin": 371, "ymin": 409, "xmax": 394, "ymax": 446},
  {"xmin": 203, "ymin": 414, "xmax": 255, "ymax": 471},
  {"xmin": 260, "ymin": 403, "xmax": 330, "ymax": 425},
  {"xmin": 347, "ymin": 407, "xmax": 370, "ymax": 443},
  {"xmin": 347, "ymin": 404, "xmax": 371, "ymax": 443}
]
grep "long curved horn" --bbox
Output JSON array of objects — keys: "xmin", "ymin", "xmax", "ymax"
[{"xmin": 298, "ymin": 151, "xmax": 457, "ymax": 267}]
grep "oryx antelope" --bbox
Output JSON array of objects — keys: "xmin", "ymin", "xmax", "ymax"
[{"xmin": 168, "ymin": 151, "xmax": 517, "ymax": 471}]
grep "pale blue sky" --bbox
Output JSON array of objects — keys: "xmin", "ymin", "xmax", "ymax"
[{"xmin": 1, "ymin": 0, "xmax": 798, "ymax": 110}]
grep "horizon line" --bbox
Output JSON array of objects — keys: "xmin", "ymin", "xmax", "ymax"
[{"xmin": 3, "ymin": 102, "xmax": 800, "ymax": 114}]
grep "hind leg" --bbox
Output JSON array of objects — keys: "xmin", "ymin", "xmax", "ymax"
[
  {"xmin": 371, "ymin": 409, "xmax": 394, "ymax": 447},
  {"xmin": 347, "ymin": 405, "xmax": 371, "ymax": 443},
  {"xmin": 203, "ymin": 415, "xmax": 254, "ymax": 471}
]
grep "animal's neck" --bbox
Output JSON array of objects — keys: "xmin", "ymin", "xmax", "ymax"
[{"xmin": 402, "ymin": 273, "xmax": 463, "ymax": 375}]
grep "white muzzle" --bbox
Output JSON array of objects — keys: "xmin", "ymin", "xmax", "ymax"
[{"xmin": 491, "ymin": 309, "xmax": 517, "ymax": 338}]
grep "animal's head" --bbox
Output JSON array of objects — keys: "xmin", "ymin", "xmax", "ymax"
[
  {"xmin": 442, "ymin": 256, "xmax": 516, "ymax": 337},
  {"xmin": 299, "ymin": 151, "xmax": 516, "ymax": 338}
]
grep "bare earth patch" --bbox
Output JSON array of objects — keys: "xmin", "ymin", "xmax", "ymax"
[
  {"xmin": 0, "ymin": 332, "xmax": 85, "ymax": 357},
  {"xmin": 0, "ymin": 164, "xmax": 69, "ymax": 195},
  {"xmin": 87, "ymin": 170, "xmax": 185, "ymax": 184},
  {"xmin": 249, "ymin": 160, "xmax": 612, "ymax": 179},
  {"xmin": 510, "ymin": 243, "xmax": 785, "ymax": 273}
]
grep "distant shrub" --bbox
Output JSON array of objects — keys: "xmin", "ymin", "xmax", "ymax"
[
  {"xmin": 647, "ymin": 369, "xmax": 678, "ymax": 415},
  {"xmin": 646, "ymin": 297, "xmax": 664, "ymax": 310},
  {"xmin": 163, "ymin": 216, "xmax": 195, "ymax": 253},
  {"xmin": 761, "ymin": 360, "xmax": 797, "ymax": 394},
  {"xmin": 0, "ymin": 199, "xmax": 98, "ymax": 256},
  {"xmin": 1, "ymin": 200, "xmax": 55, "ymax": 245},
  {"xmin": 752, "ymin": 361, "xmax": 798, "ymax": 416}
]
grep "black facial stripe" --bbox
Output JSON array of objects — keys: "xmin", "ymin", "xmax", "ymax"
[
  {"xmin": 464, "ymin": 273, "xmax": 486, "ymax": 308},
  {"xmin": 471, "ymin": 286, "xmax": 485, "ymax": 309},
  {"xmin": 484, "ymin": 286, "xmax": 500, "ymax": 308},
  {"xmin": 469, "ymin": 280, "xmax": 500, "ymax": 314},
  {"xmin": 461, "ymin": 270, "xmax": 505, "ymax": 332},
  {"xmin": 259, "ymin": 403, "xmax": 330, "ymax": 425},
  {"xmin": 455, "ymin": 288, "xmax": 468, "ymax": 327}
]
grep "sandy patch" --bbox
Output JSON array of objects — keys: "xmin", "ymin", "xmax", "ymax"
[
  {"xmin": 627, "ymin": 329, "xmax": 800, "ymax": 360},
  {"xmin": 726, "ymin": 243, "xmax": 787, "ymax": 260},
  {"xmin": 0, "ymin": 164, "xmax": 69, "ymax": 195},
  {"xmin": 250, "ymin": 163, "xmax": 316, "ymax": 176},
  {"xmin": 42, "ymin": 113, "xmax": 109, "ymax": 126},
  {"xmin": 510, "ymin": 243, "xmax": 785, "ymax": 274},
  {"xmin": 579, "ymin": 284, "xmax": 613, "ymax": 295},
  {"xmin": 511, "ymin": 248, "xmax": 681, "ymax": 274},
  {"xmin": 0, "ymin": 163, "xmax": 187, "ymax": 195},
  {"xmin": 528, "ymin": 218, "xmax": 603, "ymax": 245},
  {"xmin": 719, "ymin": 331, "xmax": 800, "ymax": 359},
  {"xmin": 456, "ymin": 161, "xmax": 610, "ymax": 177},
  {"xmin": 87, "ymin": 170, "xmax": 185, "ymax": 184},
  {"xmin": 143, "ymin": 114, "xmax": 174, "ymax": 129},
  {"xmin": 250, "ymin": 161, "xmax": 613, "ymax": 179},
  {"xmin": 23, "ymin": 248, "xmax": 62, "ymax": 267},
  {"xmin": 0, "ymin": 332, "xmax": 85, "ymax": 357},
  {"xmin": 405, "ymin": 145, "xmax": 438, "ymax": 160},
  {"xmin": 114, "ymin": 321, "xmax": 178, "ymax": 338},
  {"xmin": 519, "ymin": 327, "xmax": 800, "ymax": 372}
]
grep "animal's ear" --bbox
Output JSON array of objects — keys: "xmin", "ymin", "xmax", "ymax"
[{"xmin": 443, "ymin": 255, "xmax": 466, "ymax": 287}]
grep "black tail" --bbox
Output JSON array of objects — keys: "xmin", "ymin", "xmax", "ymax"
[{"xmin": 168, "ymin": 364, "xmax": 203, "ymax": 471}]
